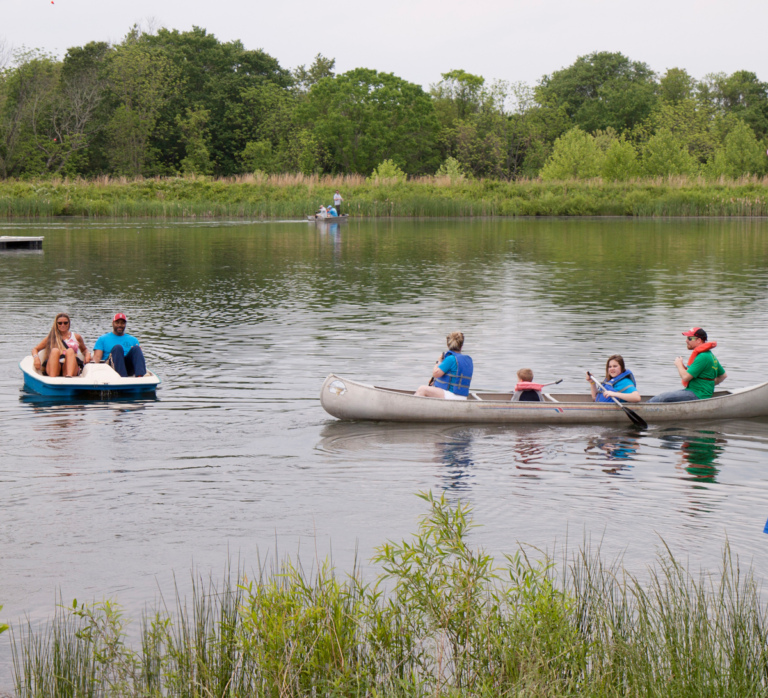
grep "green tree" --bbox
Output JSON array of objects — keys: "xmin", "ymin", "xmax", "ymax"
[
  {"xmin": 432, "ymin": 73, "xmax": 532, "ymax": 179},
  {"xmin": 505, "ymin": 82, "xmax": 570, "ymax": 177},
  {"xmin": 142, "ymin": 26, "xmax": 291, "ymax": 175},
  {"xmin": 0, "ymin": 50, "xmax": 60, "ymax": 176},
  {"xmin": 292, "ymin": 53, "xmax": 335, "ymax": 94},
  {"xmin": 435, "ymin": 155, "xmax": 466, "ymax": 180},
  {"xmin": 700, "ymin": 71, "xmax": 768, "ymax": 138},
  {"xmin": 452, "ymin": 118, "xmax": 506, "ymax": 179},
  {"xmin": 58, "ymin": 41, "xmax": 112, "ymax": 175},
  {"xmin": 540, "ymin": 127, "xmax": 605, "ymax": 180},
  {"xmin": 635, "ymin": 99, "xmax": 716, "ymax": 164},
  {"xmin": 369, "ymin": 158, "xmax": 407, "ymax": 182},
  {"xmin": 301, "ymin": 68, "xmax": 440, "ymax": 175},
  {"xmin": 241, "ymin": 139, "xmax": 273, "ymax": 173},
  {"xmin": 431, "ymin": 69, "xmax": 486, "ymax": 122},
  {"xmin": 707, "ymin": 119, "xmax": 766, "ymax": 178},
  {"xmin": 536, "ymin": 51, "xmax": 658, "ymax": 133},
  {"xmin": 176, "ymin": 106, "xmax": 212, "ymax": 174},
  {"xmin": 105, "ymin": 36, "xmax": 179, "ymax": 175},
  {"xmin": 0, "ymin": 47, "xmax": 102, "ymax": 176},
  {"xmin": 641, "ymin": 128, "xmax": 699, "ymax": 176},
  {"xmin": 284, "ymin": 129, "xmax": 322, "ymax": 174},
  {"xmin": 601, "ymin": 137, "xmax": 639, "ymax": 180},
  {"xmin": 659, "ymin": 67, "xmax": 696, "ymax": 105},
  {"xmin": 238, "ymin": 81, "xmax": 307, "ymax": 172}
]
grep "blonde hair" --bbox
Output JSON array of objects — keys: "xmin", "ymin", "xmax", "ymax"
[
  {"xmin": 45, "ymin": 313, "xmax": 70, "ymax": 354},
  {"xmin": 517, "ymin": 368, "xmax": 534, "ymax": 382},
  {"xmin": 446, "ymin": 331, "xmax": 464, "ymax": 352}
]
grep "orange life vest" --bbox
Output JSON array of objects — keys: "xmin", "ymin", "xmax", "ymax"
[
  {"xmin": 682, "ymin": 341, "xmax": 717, "ymax": 387},
  {"xmin": 514, "ymin": 382, "xmax": 545, "ymax": 391}
]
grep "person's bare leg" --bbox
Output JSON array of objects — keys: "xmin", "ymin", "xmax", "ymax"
[
  {"xmin": 46, "ymin": 348, "xmax": 62, "ymax": 376},
  {"xmin": 415, "ymin": 385, "xmax": 446, "ymax": 398},
  {"xmin": 63, "ymin": 348, "xmax": 78, "ymax": 376}
]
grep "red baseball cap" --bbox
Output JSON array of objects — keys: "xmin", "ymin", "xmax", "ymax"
[
  {"xmin": 682, "ymin": 327, "xmax": 707, "ymax": 340},
  {"xmin": 113, "ymin": 313, "xmax": 127, "ymax": 321}
]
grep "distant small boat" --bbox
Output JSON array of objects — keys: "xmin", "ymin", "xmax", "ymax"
[
  {"xmin": 307, "ymin": 214, "xmax": 349, "ymax": 222},
  {"xmin": 320, "ymin": 374, "xmax": 768, "ymax": 424},
  {"xmin": 20, "ymin": 351, "xmax": 160, "ymax": 397},
  {"xmin": 0, "ymin": 236, "xmax": 44, "ymax": 250}
]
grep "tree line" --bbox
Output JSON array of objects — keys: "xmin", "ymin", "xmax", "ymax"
[{"xmin": 1, "ymin": 26, "xmax": 767, "ymax": 181}]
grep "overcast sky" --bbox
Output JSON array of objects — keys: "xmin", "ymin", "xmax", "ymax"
[{"xmin": 3, "ymin": 0, "xmax": 767, "ymax": 91}]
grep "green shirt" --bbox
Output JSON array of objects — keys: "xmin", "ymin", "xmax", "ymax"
[{"xmin": 686, "ymin": 351, "xmax": 725, "ymax": 399}]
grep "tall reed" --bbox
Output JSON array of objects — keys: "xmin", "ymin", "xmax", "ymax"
[
  {"xmin": 7, "ymin": 492, "xmax": 768, "ymax": 696},
  {"xmin": 2, "ymin": 175, "xmax": 768, "ymax": 218}
]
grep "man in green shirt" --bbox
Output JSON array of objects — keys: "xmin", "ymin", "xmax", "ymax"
[{"xmin": 649, "ymin": 327, "xmax": 727, "ymax": 403}]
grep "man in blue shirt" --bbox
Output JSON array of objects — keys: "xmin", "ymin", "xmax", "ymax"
[{"xmin": 92, "ymin": 312, "xmax": 147, "ymax": 377}]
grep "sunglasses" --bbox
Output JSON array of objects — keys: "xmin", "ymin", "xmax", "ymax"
[
  {"xmin": 114, "ymin": 320, "xmax": 126, "ymax": 324},
  {"xmin": 57, "ymin": 320, "xmax": 70, "ymax": 325}
]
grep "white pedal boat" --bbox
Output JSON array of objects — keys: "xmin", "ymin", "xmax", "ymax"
[{"xmin": 20, "ymin": 351, "xmax": 160, "ymax": 397}]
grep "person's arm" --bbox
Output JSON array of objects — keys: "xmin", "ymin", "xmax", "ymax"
[
  {"xmin": 433, "ymin": 354, "xmax": 455, "ymax": 378},
  {"xmin": 674, "ymin": 356, "xmax": 692, "ymax": 383},
  {"xmin": 31, "ymin": 338, "xmax": 47, "ymax": 370},
  {"xmin": 76, "ymin": 334, "xmax": 91, "ymax": 363},
  {"xmin": 587, "ymin": 372, "xmax": 598, "ymax": 400},
  {"xmin": 92, "ymin": 349, "xmax": 103, "ymax": 363},
  {"xmin": 605, "ymin": 388, "xmax": 641, "ymax": 403},
  {"xmin": 715, "ymin": 372, "xmax": 727, "ymax": 385}
]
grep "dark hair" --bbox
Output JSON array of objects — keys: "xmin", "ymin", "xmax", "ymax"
[{"xmin": 605, "ymin": 354, "xmax": 626, "ymax": 382}]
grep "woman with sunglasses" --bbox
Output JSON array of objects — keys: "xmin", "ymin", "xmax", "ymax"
[{"xmin": 31, "ymin": 313, "xmax": 91, "ymax": 377}]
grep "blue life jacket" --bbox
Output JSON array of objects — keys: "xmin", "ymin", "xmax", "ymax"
[
  {"xmin": 596, "ymin": 370, "xmax": 637, "ymax": 403},
  {"xmin": 433, "ymin": 350, "xmax": 474, "ymax": 396}
]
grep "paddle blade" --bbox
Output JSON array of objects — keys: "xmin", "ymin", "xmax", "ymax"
[{"xmin": 621, "ymin": 403, "xmax": 648, "ymax": 429}]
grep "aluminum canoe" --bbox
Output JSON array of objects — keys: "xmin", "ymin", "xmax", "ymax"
[
  {"xmin": 320, "ymin": 374, "xmax": 768, "ymax": 424},
  {"xmin": 20, "ymin": 354, "xmax": 160, "ymax": 397}
]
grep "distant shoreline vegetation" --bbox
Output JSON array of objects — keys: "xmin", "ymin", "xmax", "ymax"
[
  {"xmin": 2, "ymin": 27, "xmax": 768, "ymax": 187},
  {"xmin": 2, "ymin": 173, "xmax": 768, "ymax": 218}
]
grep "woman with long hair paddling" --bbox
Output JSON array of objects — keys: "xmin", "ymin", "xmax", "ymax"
[
  {"xmin": 587, "ymin": 354, "xmax": 640, "ymax": 403},
  {"xmin": 587, "ymin": 354, "xmax": 647, "ymax": 428},
  {"xmin": 31, "ymin": 313, "xmax": 91, "ymax": 377},
  {"xmin": 415, "ymin": 331, "xmax": 474, "ymax": 399}
]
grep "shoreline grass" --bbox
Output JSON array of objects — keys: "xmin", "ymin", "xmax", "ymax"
[
  {"xmin": 2, "ymin": 174, "xmax": 768, "ymax": 219},
  {"xmin": 5, "ymin": 492, "xmax": 768, "ymax": 696}
]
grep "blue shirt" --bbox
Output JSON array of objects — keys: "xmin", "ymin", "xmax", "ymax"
[
  {"xmin": 437, "ymin": 354, "xmax": 458, "ymax": 375},
  {"xmin": 94, "ymin": 332, "xmax": 140, "ymax": 359}
]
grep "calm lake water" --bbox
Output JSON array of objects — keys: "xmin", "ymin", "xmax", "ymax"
[{"xmin": 2, "ymin": 217, "xmax": 768, "ymax": 674}]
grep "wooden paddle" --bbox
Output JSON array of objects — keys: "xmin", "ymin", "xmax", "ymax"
[
  {"xmin": 428, "ymin": 352, "xmax": 446, "ymax": 386},
  {"xmin": 588, "ymin": 371, "xmax": 648, "ymax": 429}
]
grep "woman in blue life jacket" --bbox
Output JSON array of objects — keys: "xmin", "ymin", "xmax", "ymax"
[
  {"xmin": 587, "ymin": 354, "xmax": 641, "ymax": 403},
  {"xmin": 415, "ymin": 331, "xmax": 474, "ymax": 400}
]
